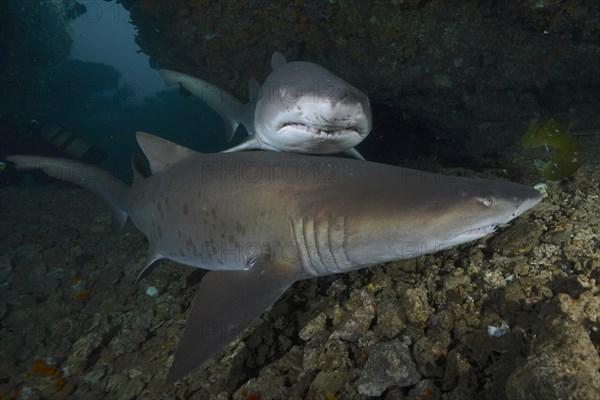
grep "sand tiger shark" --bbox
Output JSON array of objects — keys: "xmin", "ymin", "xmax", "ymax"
[
  {"xmin": 159, "ymin": 52, "xmax": 371, "ymax": 159},
  {"xmin": 7, "ymin": 133, "xmax": 541, "ymax": 382}
]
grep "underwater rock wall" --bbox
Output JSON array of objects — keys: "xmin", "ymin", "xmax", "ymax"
[
  {"xmin": 0, "ymin": 0, "xmax": 86, "ymax": 118},
  {"xmin": 0, "ymin": 0, "xmax": 85, "ymax": 78},
  {"xmin": 119, "ymin": 0, "xmax": 600, "ymax": 159}
]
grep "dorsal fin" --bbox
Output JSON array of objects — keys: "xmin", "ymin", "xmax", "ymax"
[
  {"xmin": 136, "ymin": 132, "xmax": 197, "ymax": 174},
  {"xmin": 271, "ymin": 52, "xmax": 287, "ymax": 70}
]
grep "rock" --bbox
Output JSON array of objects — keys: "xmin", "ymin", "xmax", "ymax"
[
  {"xmin": 357, "ymin": 341, "xmax": 421, "ymax": 396},
  {"xmin": 233, "ymin": 375, "xmax": 286, "ymax": 400},
  {"xmin": 376, "ymin": 299, "xmax": 406, "ymax": 339},
  {"xmin": 401, "ymin": 287, "xmax": 433, "ymax": 325},
  {"xmin": 89, "ymin": 223, "xmax": 108, "ymax": 234},
  {"xmin": 506, "ymin": 311, "xmax": 600, "ymax": 400},
  {"xmin": 16, "ymin": 243, "xmax": 44, "ymax": 266},
  {"xmin": 329, "ymin": 289, "xmax": 376, "ymax": 342},
  {"xmin": 413, "ymin": 335, "xmax": 452, "ymax": 378},
  {"xmin": 482, "ymin": 268, "xmax": 509, "ymax": 289},
  {"xmin": 108, "ymin": 309, "xmax": 154, "ymax": 356},
  {"xmin": 443, "ymin": 274, "xmax": 471, "ymax": 291},
  {"xmin": 42, "ymin": 245, "xmax": 65, "ymax": 266},
  {"xmin": 408, "ymin": 379, "xmax": 441, "ymax": 400},
  {"xmin": 428, "ymin": 309, "xmax": 454, "ymax": 332},
  {"xmin": 556, "ymin": 290, "xmax": 599, "ymax": 322},
  {"xmin": 62, "ymin": 332, "xmax": 104, "ymax": 376},
  {"xmin": 119, "ymin": 376, "xmax": 146, "ymax": 400},
  {"xmin": 490, "ymin": 221, "xmax": 545, "ymax": 257},
  {"xmin": 307, "ymin": 370, "xmax": 352, "ymax": 399},
  {"xmin": 302, "ymin": 342, "xmax": 321, "ymax": 371},
  {"xmin": 233, "ymin": 347, "xmax": 307, "ymax": 400},
  {"xmin": 83, "ymin": 365, "xmax": 107, "ymax": 384},
  {"xmin": 442, "ymin": 349, "xmax": 476, "ymax": 392},
  {"xmin": 503, "ymin": 281, "xmax": 530, "ymax": 312},
  {"xmin": 320, "ymin": 339, "xmax": 352, "ymax": 371},
  {"xmin": 299, "ymin": 312, "xmax": 328, "ymax": 341},
  {"xmin": 105, "ymin": 374, "xmax": 128, "ymax": 393}
]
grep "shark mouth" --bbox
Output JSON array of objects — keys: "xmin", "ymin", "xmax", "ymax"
[
  {"xmin": 278, "ymin": 122, "xmax": 362, "ymax": 137},
  {"xmin": 441, "ymin": 224, "xmax": 499, "ymax": 249},
  {"xmin": 460, "ymin": 224, "xmax": 497, "ymax": 237}
]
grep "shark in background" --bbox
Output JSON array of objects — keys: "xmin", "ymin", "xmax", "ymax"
[
  {"xmin": 159, "ymin": 52, "xmax": 372, "ymax": 159},
  {"xmin": 7, "ymin": 133, "xmax": 541, "ymax": 382}
]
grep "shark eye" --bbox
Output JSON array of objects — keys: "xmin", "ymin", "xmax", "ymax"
[{"xmin": 481, "ymin": 197, "xmax": 493, "ymax": 207}]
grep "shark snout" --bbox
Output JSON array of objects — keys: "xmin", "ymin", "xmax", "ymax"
[
  {"xmin": 509, "ymin": 187, "xmax": 543, "ymax": 220},
  {"xmin": 482, "ymin": 185, "xmax": 542, "ymax": 229}
]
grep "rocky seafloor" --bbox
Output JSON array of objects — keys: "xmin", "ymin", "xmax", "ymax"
[{"xmin": 0, "ymin": 155, "xmax": 599, "ymax": 400}]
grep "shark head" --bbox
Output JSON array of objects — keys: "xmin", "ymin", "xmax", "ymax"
[
  {"xmin": 338, "ymin": 172, "xmax": 543, "ymax": 266},
  {"xmin": 254, "ymin": 60, "xmax": 372, "ymax": 154},
  {"xmin": 159, "ymin": 53, "xmax": 372, "ymax": 159},
  {"xmin": 428, "ymin": 178, "xmax": 543, "ymax": 250}
]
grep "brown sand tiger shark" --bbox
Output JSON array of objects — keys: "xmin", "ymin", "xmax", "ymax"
[{"xmin": 6, "ymin": 132, "xmax": 542, "ymax": 382}]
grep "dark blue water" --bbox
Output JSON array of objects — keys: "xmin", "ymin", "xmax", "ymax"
[{"xmin": 0, "ymin": 0, "xmax": 235, "ymax": 182}]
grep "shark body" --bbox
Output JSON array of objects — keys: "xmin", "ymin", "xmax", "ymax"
[
  {"xmin": 7, "ymin": 133, "xmax": 541, "ymax": 382},
  {"xmin": 159, "ymin": 52, "xmax": 371, "ymax": 159}
]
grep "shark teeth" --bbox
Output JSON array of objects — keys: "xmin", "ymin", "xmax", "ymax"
[
  {"xmin": 462, "ymin": 224, "xmax": 497, "ymax": 236},
  {"xmin": 279, "ymin": 122, "xmax": 360, "ymax": 137}
]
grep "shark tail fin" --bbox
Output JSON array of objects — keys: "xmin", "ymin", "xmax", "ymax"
[
  {"xmin": 6, "ymin": 155, "xmax": 129, "ymax": 232},
  {"xmin": 158, "ymin": 69, "xmax": 249, "ymax": 142}
]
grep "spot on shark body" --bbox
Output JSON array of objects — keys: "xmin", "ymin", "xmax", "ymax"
[
  {"xmin": 235, "ymin": 221, "xmax": 246, "ymax": 234},
  {"xmin": 185, "ymin": 237, "xmax": 197, "ymax": 256}
]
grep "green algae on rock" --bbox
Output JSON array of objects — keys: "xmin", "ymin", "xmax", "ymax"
[{"xmin": 521, "ymin": 119, "xmax": 582, "ymax": 180}]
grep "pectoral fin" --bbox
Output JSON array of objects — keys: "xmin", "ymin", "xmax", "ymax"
[
  {"xmin": 220, "ymin": 136, "xmax": 262, "ymax": 153},
  {"xmin": 166, "ymin": 261, "xmax": 301, "ymax": 382},
  {"xmin": 344, "ymin": 147, "xmax": 365, "ymax": 160}
]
